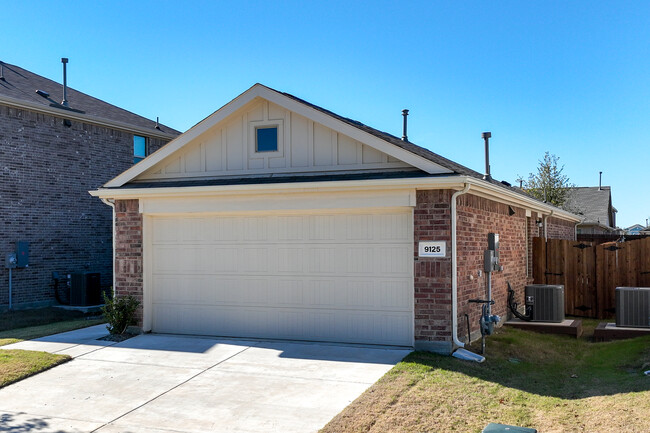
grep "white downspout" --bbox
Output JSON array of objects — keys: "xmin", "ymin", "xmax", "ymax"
[
  {"xmin": 101, "ymin": 198, "xmax": 116, "ymax": 297},
  {"xmin": 451, "ymin": 183, "xmax": 471, "ymax": 349},
  {"xmin": 543, "ymin": 210, "xmax": 554, "ymax": 240}
]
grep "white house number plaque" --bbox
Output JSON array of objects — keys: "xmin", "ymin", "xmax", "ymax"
[{"xmin": 418, "ymin": 241, "xmax": 446, "ymax": 258}]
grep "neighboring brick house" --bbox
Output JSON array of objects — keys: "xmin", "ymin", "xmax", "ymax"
[
  {"xmin": 0, "ymin": 60, "xmax": 179, "ymax": 309},
  {"xmin": 92, "ymin": 84, "xmax": 579, "ymax": 354}
]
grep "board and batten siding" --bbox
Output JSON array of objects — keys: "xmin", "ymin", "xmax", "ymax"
[{"xmin": 139, "ymin": 99, "xmax": 411, "ymax": 180}]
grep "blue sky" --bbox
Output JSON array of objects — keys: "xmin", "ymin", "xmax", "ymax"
[{"xmin": 4, "ymin": 1, "xmax": 649, "ymax": 227}]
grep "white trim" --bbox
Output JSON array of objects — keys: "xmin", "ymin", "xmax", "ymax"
[
  {"xmin": 142, "ymin": 215, "xmax": 153, "ymax": 332},
  {"xmin": 0, "ymin": 95, "xmax": 177, "ymax": 140},
  {"xmin": 104, "ymin": 84, "xmax": 453, "ymax": 188},
  {"xmin": 91, "ymin": 175, "xmax": 581, "ymax": 223}
]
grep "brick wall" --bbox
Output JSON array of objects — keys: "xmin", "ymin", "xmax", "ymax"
[
  {"xmin": 413, "ymin": 190, "xmax": 453, "ymax": 353},
  {"xmin": 0, "ymin": 105, "xmax": 170, "ymax": 309},
  {"xmin": 456, "ymin": 194, "xmax": 528, "ymax": 341},
  {"xmin": 114, "ymin": 199, "xmax": 143, "ymax": 326},
  {"xmin": 546, "ymin": 216, "xmax": 576, "ymax": 240},
  {"xmin": 412, "ymin": 191, "xmax": 571, "ymax": 351}
]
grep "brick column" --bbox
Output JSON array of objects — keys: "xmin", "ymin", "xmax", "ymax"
[
  {"xmin": 413, "ymin": 190, "xmax": 453, "ymax": 353},
  {"xmin": 114, "ymin": 199, "xmax": 143, "ymax": 326}
]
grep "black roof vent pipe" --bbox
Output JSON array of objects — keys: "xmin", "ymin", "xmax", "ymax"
[
  {"xmin": 599, "ymin": 171, "xmax": 603, "ymax": 190},
  {"xmin": 0, "ymin": 61, "xmax": 5, "ymax": 81},
  {"xmin": 61, "ymin": 58, "xmax": 69, "ymax": 107},
  {"xmin": 402, "ymin": 109, "xmax": 409, "ymax": 141},
  {"xmin": 482, "ymin": 131, "xmax": 492, "ymax": 181}
]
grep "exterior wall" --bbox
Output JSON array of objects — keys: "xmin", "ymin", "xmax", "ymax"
[
  {"xmin": 547, "ymin": 216, "xmax": 576, "ymax": 240},
  {"xmin": 413, "ymin": 190, "xmax": 453, "ymax": 353},
  {"xmin": 456, "ymin": 195, "xmax": 528, "ymax": 342},
  {"xmin": 139, "ymin": 100, "xmax": 410, "ymax": 181},
  {"xmin": 114, "ymin": 199, "xmax": 144, "ymax": 326},
  {"xmin": 0, "ymin": 105, "xmax": 169, "ymax": 309}
]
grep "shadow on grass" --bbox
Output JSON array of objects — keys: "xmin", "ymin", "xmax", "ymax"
[{"xmin": 404, "ymin": 329, "xmax": 650, "ymax": 400}]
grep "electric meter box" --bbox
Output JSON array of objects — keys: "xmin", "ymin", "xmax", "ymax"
[{"xmin": 16, "ymin": 241, "xmax": 29, "ymax": 268}]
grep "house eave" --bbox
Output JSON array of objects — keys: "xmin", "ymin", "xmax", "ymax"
[
  {"xmin": 0, "ymin": 94, "xmax": 178, "ymax": 140},
  {"xmin": 90, "ymin": 175, "xmax": 581, "ymax": 222}
]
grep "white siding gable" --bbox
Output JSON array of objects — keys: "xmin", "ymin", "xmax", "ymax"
[{"xmin": 137, "ymin": 99, "xmax": 413, "ymax": 181}]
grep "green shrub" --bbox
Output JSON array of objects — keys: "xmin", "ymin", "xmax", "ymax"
[{"xmin": 101, "ymin": 292, "xmax": 140, "ymax": 335}]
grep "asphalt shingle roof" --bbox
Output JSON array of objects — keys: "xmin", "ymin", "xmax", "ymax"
[
  {"xmin": 563, "ymin": 186, "xmax": 614, "ymax": 226},
  {"xmin": 0, "ymin": 61, "xmax": 180, "ymax": 135}
]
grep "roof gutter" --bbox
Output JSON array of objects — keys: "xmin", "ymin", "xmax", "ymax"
[
  {"xmin": 90, "ymin": 175, "xmax": 580, "ymax": 222},
  {"xmin": 0, "ymin": 94, "xmax": 178, "ymax": 140}
]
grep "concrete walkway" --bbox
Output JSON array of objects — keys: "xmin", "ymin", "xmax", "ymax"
[{"xmin": 0, "ymin": 325, "xmax": 410, "ymax": 433}]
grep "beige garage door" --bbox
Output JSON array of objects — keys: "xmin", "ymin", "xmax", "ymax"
[{"xmin": 149, "ymin": 209, "xmax": 413, "ymax": 346}]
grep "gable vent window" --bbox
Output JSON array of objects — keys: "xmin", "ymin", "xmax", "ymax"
[
  {"xmin": 133, "ymin": 135, "xmax": 147, "ymax": 164},
  {"xmin": 255, "ymin": 126, "xmax": 278, "ymax": 152}
]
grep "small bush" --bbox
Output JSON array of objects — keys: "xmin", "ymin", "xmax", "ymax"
[{"xmin": 101, "ymin": 292, "xmax": 140, "ymax": 335}]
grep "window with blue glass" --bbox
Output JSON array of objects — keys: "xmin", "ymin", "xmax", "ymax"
[
  {"xmin": 255, "ymin": 126, "xmax": 278, "ymax": 152},
  {"xmin": 133, "ymin": 135, "xmax": 147, "ymax": 164}
]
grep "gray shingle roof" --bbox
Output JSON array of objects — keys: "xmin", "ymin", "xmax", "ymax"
[
  {"xmin": 0, "ymin": 61, "xmax": 180, "ymax": 136},
  {"xmin": 275, "ymin": 86, "xmax": 548, "ymax": 200},
  {"xmin": 563, "ymin": 186, "xmax": 614, "ymax": 227}
]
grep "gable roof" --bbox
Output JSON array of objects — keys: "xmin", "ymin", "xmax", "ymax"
[
  {"xmin": 104, "ymin": 83, "xmax": 508, "ymax": 188},
  {"xmin": 94, "ymin": 83, "xmax": 580, "ymax": 222},
  {"xmin": 0, "ymin": 61, "xmax": 179, "ymax": 139},
  {"xmin": 563, "ymin": 186, "xmax": 615, "ymax": 227}
]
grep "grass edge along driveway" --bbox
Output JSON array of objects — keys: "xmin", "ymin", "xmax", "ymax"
[
  {"xmin": 320, "ymin": 320, "xmax": 650, "ymax": 433},
  {"xmin": 0, "ymin": 313, "xmax": 105, "ymax": 389}
]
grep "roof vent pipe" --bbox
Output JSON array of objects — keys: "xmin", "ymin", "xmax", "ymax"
[
  {"xmin": 402, "ymin": 109, "xmax": 409, "ymax": 141},
  {"xmin": 599, "ymin": 171, "xmax": 602, "ymax": 190},
  {"xmin": 155, "ymin": 116, "xmax": 160, "ymax": 130},
  {"xmin": 61, "ymin": 58, "xmax": 69, "ymax": 107},
  {"xmin": 0, "ymin": 61, "xmax": 5, "ymax": 81},
  {"xmin": 482, "ymin": 132, "xmax": 492, "ymax": 181}
]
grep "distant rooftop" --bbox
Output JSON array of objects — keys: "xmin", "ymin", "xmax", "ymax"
[
  {"xmin": 563, "ymin": 186, "xmax": 615, "ymax": 227},
  {"xmin": 0, "ymin": 60, "xmax": 180, "ymax": 136}
]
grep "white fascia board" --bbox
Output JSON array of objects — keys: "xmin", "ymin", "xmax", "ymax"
[
  {"xmin": 256, "ymin": 86, "xmax": 451, "ymax": 175},
  {"xmin": 105, "ymin": 84, "xmax": 452, "ymax": 187},
  {"xmin": 0, "ymin": 95, "xmax": 177, "ymax": 141},
  {"xmin": 462, "ymin": 178, "xmax": 581, "ymax": 222},
  {"xmin": 90, "ymin": 174, "xmax": 580, "ymax": 222}
]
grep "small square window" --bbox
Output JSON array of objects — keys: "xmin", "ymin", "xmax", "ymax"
[
  {"xmin": 133, "ymin": 135, "xmax": 147, "ymax": 164},
  {"xmin": 256, "ymin": 127, "xmax": 278, "ymax": 152}
]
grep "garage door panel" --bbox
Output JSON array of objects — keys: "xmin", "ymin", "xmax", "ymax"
[{"xmin": 150, "ymin": 210, "xmax": 413, "ymax": 346}]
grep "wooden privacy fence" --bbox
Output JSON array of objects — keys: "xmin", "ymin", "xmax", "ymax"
[{"xmin": 533, "ymin": 237, "xmax": 650, "ymax": 319}]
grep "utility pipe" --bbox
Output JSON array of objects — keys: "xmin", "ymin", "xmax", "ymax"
[
  {"xmin": 543, "ymin": 210, "xmax": 554, "ymax": 240},
  {"xmin": 451, "ymin": 183, "xmax": 471, "ymax": 349},
  {"xmin": 101, "ymin": 198, "xmax": 116, "ymax": 298}
]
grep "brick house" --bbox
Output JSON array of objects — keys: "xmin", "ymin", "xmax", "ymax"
[
  {"xmin": 92, "ymin": 84, "xmax": 578, "ymax": 353},
  {"xmin": 0, "ymin": 60, "xmax": 179, "ymax": 309}
]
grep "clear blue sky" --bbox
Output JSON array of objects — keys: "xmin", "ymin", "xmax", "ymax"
[{"xmin": 4, "ymin": 1, "xmax": 649, "ymax": 228}]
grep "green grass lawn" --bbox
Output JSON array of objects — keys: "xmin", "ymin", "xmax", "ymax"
[
  {"xmin": 321, "ymin": 319, "xmax": 650, "ymax": 433},
  {"xmin": 0, "ymin": 307, "xmax": 105, "ymax": 388}
]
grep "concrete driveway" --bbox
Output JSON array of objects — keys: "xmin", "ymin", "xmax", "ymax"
[{"xmin": 0, "ymin": 325, "xmax": 410, "ymax": 433}]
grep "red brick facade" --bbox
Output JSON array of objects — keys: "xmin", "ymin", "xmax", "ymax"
[
  {"xmin": 0, "ymin": 104, "xmax": 170, "ymax": 309},
  {"xmin": 456, "ymin": 194, "xmax": 528, "ymax": 342},
  {"xmin": 547, "ymin": 216, "xmax": 576, "ymax": 240},
  {"xmin": 413, "ymin": 191, "xmax": 576, "ymax": 351},
  {"xmin": 413, "ymin": 190, "xmax": 453, "ymax": 352},
  {"xmin": 114, "ymin": 199, "xmax": 144, "ymax": 325}
]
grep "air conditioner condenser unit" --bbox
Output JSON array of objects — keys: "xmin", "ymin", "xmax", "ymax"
[
  {"xmin": 525, "ymin": 284, "xmax": 565, "ymax": 323},
  {"xmin": 616, "ymin": 287, "xmax": 650, "ymax": 328}
]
